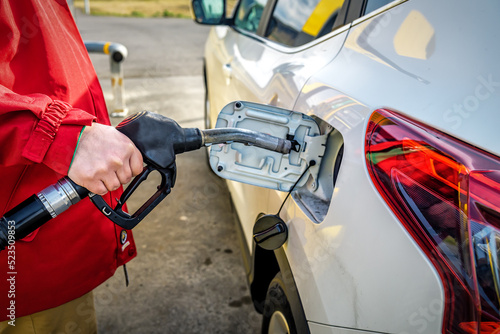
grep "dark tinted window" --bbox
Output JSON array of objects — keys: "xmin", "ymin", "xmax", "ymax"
[
  {"xmin": 364, "ymin": 0, "xmax": 394, "ymax": 15},
  {"xmin": 265, "ymin": 0, "xmax": 345, "ymax": 47},
  {"xmin": 234, "ymin": 0, "xmax": 268, "ymax": 32}
]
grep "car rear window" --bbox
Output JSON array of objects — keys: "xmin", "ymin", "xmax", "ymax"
[
  {"xmin": 265, "ymin": 0, "xmax": 345, "ymax": 47},
  {"xmin": 364, "ymin": 0, "xmax": 395, "ymax": 15},
  {"xmin": 234, "ymin": 0, "xmax": 269, "ymax": 32}
]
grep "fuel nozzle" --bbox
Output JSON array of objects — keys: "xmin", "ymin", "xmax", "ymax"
[
  {"xmin": 0, "ymin": 110, "xmax": 300, "ymax": 251},
  {"xmin": 92, "ymin": 111, "xmax": 299, "ymax": 230}
]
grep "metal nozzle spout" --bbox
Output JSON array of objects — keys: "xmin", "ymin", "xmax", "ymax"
[{"xmin": 201, "ymin": 128, "xmax": 294, "ymax": 154}]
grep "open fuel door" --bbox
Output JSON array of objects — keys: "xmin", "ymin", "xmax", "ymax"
[{"xmin": 209, "ymin": 101, "xmax": 328, "ymax": 192}]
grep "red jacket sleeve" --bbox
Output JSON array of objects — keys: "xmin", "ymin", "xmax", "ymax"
[{"xmin": 0, "ymin": 85, "xmax": 96, "ymax": 175}]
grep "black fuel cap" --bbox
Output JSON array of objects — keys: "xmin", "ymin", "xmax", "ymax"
[{"xmin": 253, "ymin": 214, "xmax": 288, "ymax": 250}]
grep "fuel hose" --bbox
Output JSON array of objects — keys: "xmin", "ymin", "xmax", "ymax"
[{"xmin": 0, "ymin": 178, "xmax": 88, "ymax": 250}]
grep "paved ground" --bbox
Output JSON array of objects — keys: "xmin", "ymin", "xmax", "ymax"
[{"xmin": 75, "ymin": 12, "xmax": 262, "ymax": 334}]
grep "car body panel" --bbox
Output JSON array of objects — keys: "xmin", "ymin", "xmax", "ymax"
[
  {"xmin": 308, "ymin": 321, "xmax": 384, "ymax": 334},
  {"xmin": 318, "ymin": 0, "xmax": 500, "ymax": 156},
  {"xmin": 201, "ymin": 0, "xmax": 500, "ymax": 333},
  {"xmin": 205, "ymin": 24, "xmax": 349, "ymax": 252},
  {"xmin": 288, "ymin": 83, "xmax": 443, "ymax": 332},
  {"xmin": 205, "ymin": 24, "xmax": 349, "ymax": 127}
]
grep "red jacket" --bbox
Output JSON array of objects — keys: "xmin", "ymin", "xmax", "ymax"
[{"xmin": 0, "ymin": 0, "xmax": 136, "ymax": 320}]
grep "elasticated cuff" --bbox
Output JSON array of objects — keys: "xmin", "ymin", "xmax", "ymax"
[
  {"xmin": 20, "ymin": 100, "xmax": 96, "ymax": 175},
  {"xmin": 22, "ymin": 100, "xmax": 71, "ymax": 163}
]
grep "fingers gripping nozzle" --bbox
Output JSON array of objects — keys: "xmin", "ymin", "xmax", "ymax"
[{"xmin": 90, "ymin": 111, "xmax": 204, "ymax": 229}]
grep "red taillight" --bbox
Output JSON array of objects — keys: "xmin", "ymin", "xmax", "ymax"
[{"xmin": 365, "ymin": 109, "xmax": 500, "ymax": 334}]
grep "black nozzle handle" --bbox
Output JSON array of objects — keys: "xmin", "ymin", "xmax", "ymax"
[{"xmin": 116, "ymin": 111, "xmax": 203, "ymax": 170}]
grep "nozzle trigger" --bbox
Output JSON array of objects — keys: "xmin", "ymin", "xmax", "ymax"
[{"xmin": 89, "ymin": 165, "xmax": 175, "ymax": 229}]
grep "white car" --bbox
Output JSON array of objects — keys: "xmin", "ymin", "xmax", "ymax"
[{"xmin": 191, "ymin": 0, "xmax": 500, "ymax": 333}]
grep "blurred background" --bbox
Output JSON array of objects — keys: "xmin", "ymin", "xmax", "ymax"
[{"xmin": 70, "ymin": 0, "xmax": 236, "ymax": 18}]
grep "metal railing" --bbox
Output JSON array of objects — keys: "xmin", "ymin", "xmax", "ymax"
[{"xmin": 84, "ymin": 41, "xmax": 129, "ymax": 117}]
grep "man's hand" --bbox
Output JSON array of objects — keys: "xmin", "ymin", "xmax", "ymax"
[{"xmin": 68, "ymin": 123, "xmax": 144, "ymax": 195}]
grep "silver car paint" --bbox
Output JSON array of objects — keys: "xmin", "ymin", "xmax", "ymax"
[{"xmin": 204, "ymin": 0, "xmax": 500, "ymax": 332}]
